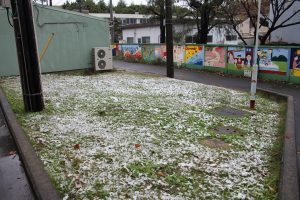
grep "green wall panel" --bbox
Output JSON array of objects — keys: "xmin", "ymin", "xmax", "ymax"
[{"xmin": 0, "ymin": 5, "xmax": 109, "ymax": 76}]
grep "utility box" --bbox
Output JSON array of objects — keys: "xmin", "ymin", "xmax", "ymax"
[
  {"xmin": 92, "ymin": 47, "xmax": 113, "ymax": 71},
  {"xmin": 0, "ymin": 0, "xmax": 11, "ymax": 8}
]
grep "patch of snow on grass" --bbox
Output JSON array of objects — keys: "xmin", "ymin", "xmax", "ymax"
[{"xmin": 1, "ymin": 71, "xmax": 281, "ymax": 199}]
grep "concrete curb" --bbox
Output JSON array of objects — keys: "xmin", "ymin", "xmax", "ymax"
[
  {"xmin": 258, "ymin": 88, "xmax": 299, "ymax": 200},
  {"xmin": 0, "ymin": 89, "xmax": 61, "ymax": 200}
]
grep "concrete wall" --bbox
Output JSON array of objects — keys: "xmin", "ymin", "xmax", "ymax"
[
  {"xmin": 0, "ymin": 4, "xmax": 109, "ymax": 76},
  {"xmin": 114, "ymin": 44, "xmax": 300, "ymax": 84}
]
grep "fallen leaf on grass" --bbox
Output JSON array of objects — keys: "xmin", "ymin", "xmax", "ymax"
[
  {"xmin": 156, "ymin": 171, "xmax": 166, "ymax": 177},
  {"xmin": 135, "ymin": 144, "xmax": 141, "ymax": 149},
  {"xmin": 74, "ymin": 144, "xmax": 80, "ymax": 150}
]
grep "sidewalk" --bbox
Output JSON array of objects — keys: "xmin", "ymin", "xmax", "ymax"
[
  {"xmin": 114, "ymin": 60, "xmax": 300, "ymax": 186},
  {"xmin": 0, "ymin": 109, "xmax": 35, "ymax": 200}
]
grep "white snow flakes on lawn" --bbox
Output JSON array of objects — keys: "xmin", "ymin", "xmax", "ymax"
[{"xmin": 1, "ymin": 71, "xmax": 281, "ymax": 199}]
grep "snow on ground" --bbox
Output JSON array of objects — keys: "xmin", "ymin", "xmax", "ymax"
[{"xmin": 1, "ymin": 71, "xmax": 281, "ymax": 199}]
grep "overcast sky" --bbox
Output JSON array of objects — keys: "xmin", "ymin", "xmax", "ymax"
[{"xmin": 52, "ymin": 0, "xmax": 148, "ymax": 6}]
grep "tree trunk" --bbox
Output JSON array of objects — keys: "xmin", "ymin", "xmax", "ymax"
[
  {"xmin": 160, "ymin": 15, "xmax": 166, "ymax": 43},
  {"xmin": 195, "ymin": 12, "xmax": 201, "ymax": 44},
  {"xmin": 160, "ymin": 4, "xmax": 165, "ymax": 43},
  {"xmin": 199, "ymin": 7, "xmax": 209, "ymax": 44}
]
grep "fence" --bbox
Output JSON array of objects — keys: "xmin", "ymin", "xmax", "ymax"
[{"xmin": 112, "ymin": 44, "xmax": 300, "ymax": 84}]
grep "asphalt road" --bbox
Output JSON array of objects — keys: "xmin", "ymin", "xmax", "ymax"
[{"xmin": 0, "ymin": 108, "xmax": 35, "ymax": 200}]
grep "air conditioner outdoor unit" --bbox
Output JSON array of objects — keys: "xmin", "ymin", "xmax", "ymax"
[{"xmin": 92, "ymin": 47, "xmax": 113, "ymax": 71}]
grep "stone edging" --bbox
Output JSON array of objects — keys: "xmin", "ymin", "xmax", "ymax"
[
  {"xmin": 258, "ymin": 88, "xmax": 299, "ymax": 200},
  {"xmin": 0, "ymin": 89, "xmax": 61, "ymax": 200}
]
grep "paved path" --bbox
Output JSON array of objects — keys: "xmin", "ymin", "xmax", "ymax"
[
  {"xmin": 0, "ymin": 108, "xmax": 35, "ymax": 200},
  {"xmin": 114, "ymin": 60, "xmax": 300, "ymax": 186}
]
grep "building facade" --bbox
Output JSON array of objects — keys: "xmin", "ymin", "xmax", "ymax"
[{"xmin": 122, "ymin": 23, "xmax": 239, "ymax": 45}]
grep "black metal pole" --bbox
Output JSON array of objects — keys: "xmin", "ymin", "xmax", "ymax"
[
  {"xmin": 11, "ymin": 0, "xmax": 44, "ymax": 112},
  {"xmin": 79, "ymin": 0, "xmax": 82, "ymax": 13},
  {"xmin": 49, "ymin": 0, "xmax": 52, "ymax": 6},
  {"xmin": 165, "ymin": 0, "xmax": 174, "ymax": 78},
  {"xmin": 110, "ymin": 0, "xmax": 114, "ymax": 44}
]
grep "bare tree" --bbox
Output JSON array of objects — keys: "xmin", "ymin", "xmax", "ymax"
[
  {"xmin": 240, "ymin": 0, "xmax": 300, "ymax": 44},
  {"xmin": 185, "ymin": 0, "xmax": 224, "ymax": 44},
  {"xmin": 220, "ymin": 1, "xmax": 249, "ymax": 45},
  {"xmin": 148, "ymin": 0, "xmax": 166, "ymax": 43}
]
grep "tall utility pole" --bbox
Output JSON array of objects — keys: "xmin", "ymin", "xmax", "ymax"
[
  {"xmin": 250, "ymin": 0, "xmax": 262, "ymax": 109},
  {"xmin": 165, "ymin": 0, "xmax": 174, "ymax": 78},
  {"xmin": 110, "ymin": 0, "xmax": 114, "ymax": 44},
  {"xmin": 10, "ymin": 0, "xmax": 44, "ymax": 112}
]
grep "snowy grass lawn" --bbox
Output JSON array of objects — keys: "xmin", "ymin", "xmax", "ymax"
[{"xmin": 1, "ymin": 71, "xmax": 285, "ymax": 199}]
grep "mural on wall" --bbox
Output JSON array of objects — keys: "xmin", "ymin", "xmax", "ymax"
[
  {"xmin": 142, "ymin": 45, "xmax": 156, "ymax": 63},
  {"xmin": 173, "ymin": 45, "xmax": 185, "ymax": 65},
  {"xmin": 154, "ymin": 45, "xmax": 167, "ymax": 61},
  {"xmin": 111, "ymin": 44, "xmax": 120, "ymax": 56},
  {"xmin": 227, "ymin": 47, "xmax": 254, "ymax": 70},
  {"xmin": 290, "ymin": 49, "xmax": 300, "ymax": 77},
  {"xmin": 204, "ymin": 46, "xmax": 226, "ymax": 68},
  {"xmin": 185, "ymin": 45, "xmax": 204, "ymax": 65},
  {"xmin": 258, "ymin": 48, "xmax": 289, "ymax": 75},
  {"xmin": 120, "ymin": 45, "xmax": 142, "ymax": 61}
]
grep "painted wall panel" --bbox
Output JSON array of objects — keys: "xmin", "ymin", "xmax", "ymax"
[
  {"xmin": 204, "ymin": 46, "xmax": 226, "ymax": 68},
  {"xmin": 120, "ymin": 44, "xmax": 142, "ymax": 61},
  {"xmin": 173, "ymin": 45, "xmax": 185, "ymax": 65},
  {"xmin": 258, "ymin": 48, "xmax": 289, "ymax": 75},
  {"xmin": 290, "ymin": 49, "xmax": 300, "ymax": 77},
  {"xmin": 185, "ymin": 45, "xmax": 204, "ymax": 66},
  {"xmin": 227, "ymin": 47, "xmax": 254, "ymax": 71},
  {"xmin": 142, "ymin": 45, "xmax": 157, "ymax": 63}
]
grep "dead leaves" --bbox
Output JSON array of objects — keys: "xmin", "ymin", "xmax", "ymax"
[
  {"xmin": 135, "ymin": 143, "xmax": 141, "ymax": 150},
  {"xmin": 156, "ymin": 171, "xmax": 166, "ymax": 177},
  {"xmin": 74, "ymin": 144, "xmax": 80, "ymax": 150}
]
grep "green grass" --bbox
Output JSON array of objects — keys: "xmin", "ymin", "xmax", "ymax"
[
  {"xmin": 261, "ymin": 98, "xmax": 286, "ymax": 199},
  {"xmin": 0, "ymin": 71, "xmax": 287, "ymax": 199}
]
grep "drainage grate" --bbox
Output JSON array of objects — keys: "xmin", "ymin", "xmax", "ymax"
[
  {"xmin": 213, "ymin": 126, "xmax": 238, "ymax": 135},
  {"xmin": 213, "ymin": 107, "xmax": 249, "ymax": 118}
]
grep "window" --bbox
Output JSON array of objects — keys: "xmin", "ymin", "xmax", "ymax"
[
  {"xmin": 226, "ymin": 35, "xmax": 238, "ymax": 41},
  {"xmin": 142, "ymin": 36, "xmax": 150, "ymax": 43},
  {"xmin": 185, "ymin": 36, "xmax": 193, "ymax": 43},
  {"xmin": 138, "ymin": 38, "xmax": 142, "ymax": 43},
  {"xmin": 127, "ymin": 37, "xmax": 134, "ymax": 43},
  {"xmin": 140, "ymin": 19, "xmax": 148, "ymax": 24},
  {"xmin": 126, "ymin": 18, "xmax": 137, "ymax": 24},
  {"xmin": 207, "ymin": 35, "xmax": 213, "ymax": 43}
]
